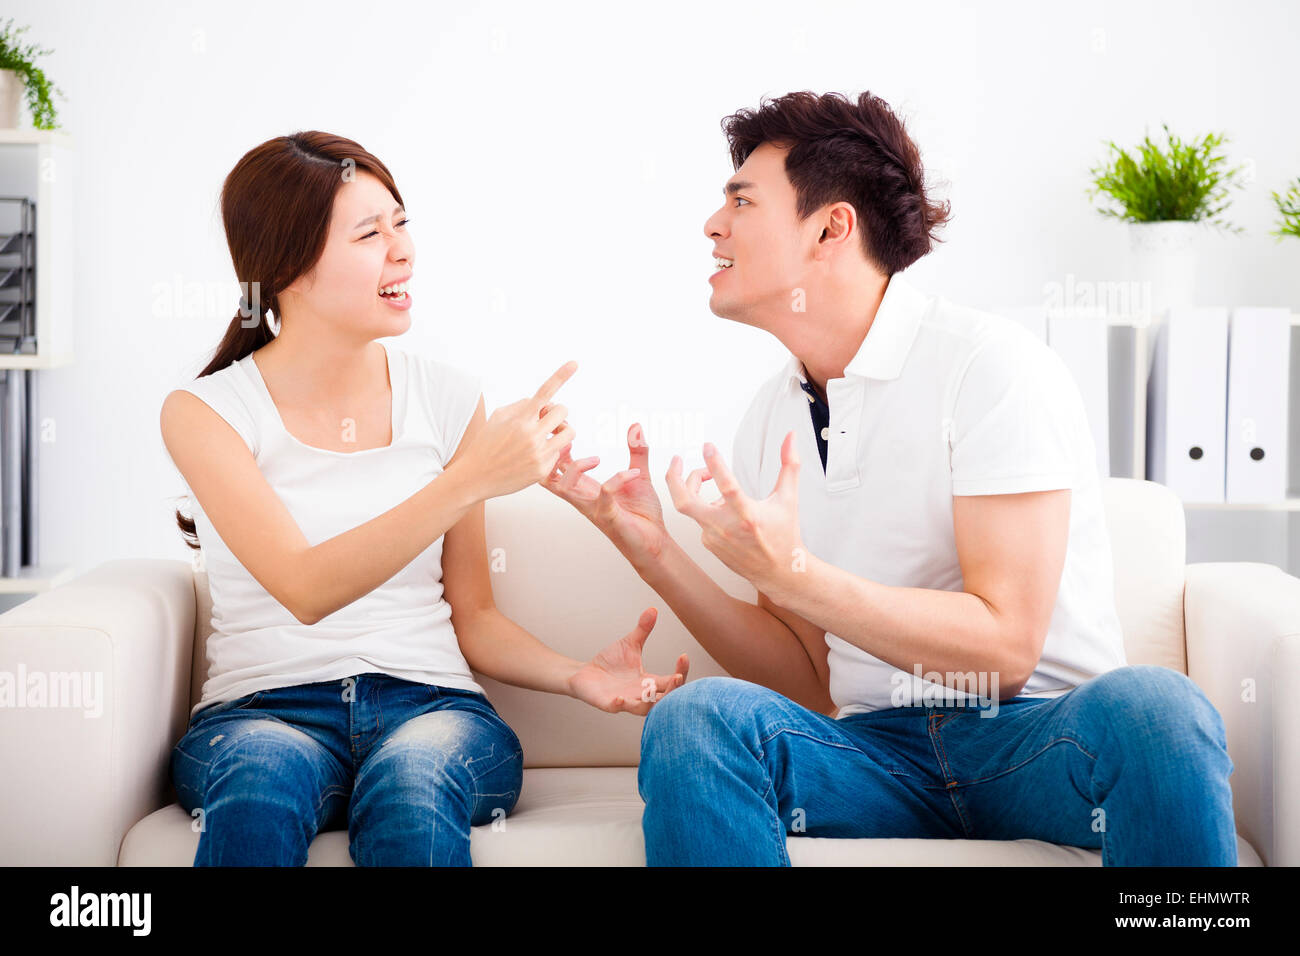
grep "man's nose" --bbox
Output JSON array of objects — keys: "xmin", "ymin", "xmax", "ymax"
[{"xmin": 703, "ymin": 208, "xmax": 727, "ymax": 240}]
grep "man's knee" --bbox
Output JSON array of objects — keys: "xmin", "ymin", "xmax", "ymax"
[
  {"xmin": 1076, "ymin": 665, "xmax": 1228, "ymax": 752},
  {"xmin": 642, "ymin": 676, "xmax": 771, "ymax": 743}
]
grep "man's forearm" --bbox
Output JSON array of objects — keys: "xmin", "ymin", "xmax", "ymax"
[
  {"xmin": 765, "ymin": 556, "xmax": 1030, "ymax": 697},
  {"xmin": 632, "ymin": 535, "xmax": 830, "ymax": 709}
]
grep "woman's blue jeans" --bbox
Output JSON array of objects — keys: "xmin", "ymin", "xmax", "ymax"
[
  {"xmin": 170, "ymin": 672, "xmax": 523, "ymax": 866},
  {"xmin": 638, "ymin": 665, "xmax": 1238, "ymax": 866}
]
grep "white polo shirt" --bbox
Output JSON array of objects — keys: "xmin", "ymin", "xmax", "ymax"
[{"xmin": 731, "ymin": 271, "xmax": 1129, "ymax": 716}]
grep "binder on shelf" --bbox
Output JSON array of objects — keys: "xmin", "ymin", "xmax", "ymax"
[
  {"xmin": 0, "ymin": 196, "xmax": 36, "ymax": 353},
  {"xmin": 1146, "ymin": 307, "xmax": 1229, "ymax": 503},
  {"xmin": 1047, "ymin": 312, "xmax": 1110, "ymax": 479},
  {"xmin": 1, "ymin": 367, "xmax": 25, "ymax": 575},
  {"xmin": 1226, "ymin": 307, "xmax": 1291, "ymax": 503}
]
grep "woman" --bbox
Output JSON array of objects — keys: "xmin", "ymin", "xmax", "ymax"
[{"xmin": 160, "ymin": 131, "xmax": 689, "ymax": 867}]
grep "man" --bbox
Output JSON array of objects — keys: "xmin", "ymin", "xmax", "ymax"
[{"xmin": 543, "ymin": 90, "xmax": 1237, "ymax": 866}]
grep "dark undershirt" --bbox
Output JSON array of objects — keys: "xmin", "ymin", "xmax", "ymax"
[{"xmin": 798, "ymin": 379, "xmax": 830, "ymax": 473}]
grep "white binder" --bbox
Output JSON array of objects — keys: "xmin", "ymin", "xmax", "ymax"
[
  {"xmin": 1226, "ymin": 307, "xmax": 1292, "ymax": 503},
  {"xmin": 1146, "ymin": 307, "xmax": 1228, "ymax": 502},
  {"xmin": 1047, "ymin": 313, "xmax": 1110, "ymax": 479}
]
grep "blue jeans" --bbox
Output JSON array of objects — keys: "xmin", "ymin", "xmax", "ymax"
[
  {"xmin": 639, "ymin": 665, "xmax": 1237, "ymax": 866},
  {"xmin": 171, "ymin": 672, "xmax": 523, "ymax": 866}
]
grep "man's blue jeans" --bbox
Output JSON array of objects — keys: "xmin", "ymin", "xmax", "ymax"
[
  {"xmin": 170, "ymin": 672, "xmax": 523, "ymax": 866},
  {"xmin": 638, "ymin": 665, "xmax": 1237, "ymax": 866}
]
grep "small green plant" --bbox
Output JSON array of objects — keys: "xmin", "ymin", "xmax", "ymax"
[
  {"xmin": 1271, "ymin": 177, "xmax": 1300, "ymax": 240},
  {"xmin": 1087, "ymin": 123, "xmax": 1247, "ymax": 233},
  {"xmin": 0, "ymin": 18, "xmax": 64, "ymax": 130}
]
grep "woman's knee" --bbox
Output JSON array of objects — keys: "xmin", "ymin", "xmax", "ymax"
[
  {"xmin": 204, "ymin": 720, "xmax": 337, "ymax": 811},
  {"xmin": 360, "ymin": 708, "xmax": 523, "ymax": 821}
]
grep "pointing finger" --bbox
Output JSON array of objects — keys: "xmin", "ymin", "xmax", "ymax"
[{"xmin": 533, "ymin": 360, "xmax": 578, "ymax": 406}]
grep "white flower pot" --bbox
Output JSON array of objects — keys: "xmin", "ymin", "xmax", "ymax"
[
  {"xmin": 1128, "ymin": 220, "xmax": 1200, "ymax": 328},
  {"xmin": 0, "ymin": 69, "xmax": 27, "ymax": 129}
]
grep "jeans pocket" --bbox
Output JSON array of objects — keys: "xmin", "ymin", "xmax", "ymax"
[{"xmin": 193, "ymin": 691, "xmax": 265, "ymax": 721}]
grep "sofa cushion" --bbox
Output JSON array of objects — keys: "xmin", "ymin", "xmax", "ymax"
[{"xmin": 119, "ymin": 766, "xmax": 1262, "ymax": 866}]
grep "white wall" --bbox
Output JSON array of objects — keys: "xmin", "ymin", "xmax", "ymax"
[{"xmin": 4, "ymin": 0, "xmax": 1299, "ymax": 598}]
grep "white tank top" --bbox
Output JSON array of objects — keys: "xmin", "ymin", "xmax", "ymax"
[{"xmin": 175, "ymin": 339, "xmax": 486, "ymax": 719}]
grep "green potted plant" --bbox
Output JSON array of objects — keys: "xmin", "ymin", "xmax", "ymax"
[
  {"xmin": 0, "ymin": 18, "xmax": 64, "ymax": 130},
  {"xmin": 1271, "ymin": 177, "xmax": 1300, "ymax": 240},
  {"xmin": 1272, "ymin": 177, "xmax": 1300, "ymax": 309},
  {"xmin": 1087, "ymin": 124, "xmax": 1247, "ymax": 319}
]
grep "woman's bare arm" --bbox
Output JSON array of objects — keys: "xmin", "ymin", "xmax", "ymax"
[{"xmin": 161, "ymin": 389, "xmax": 479, "ymax": 624}]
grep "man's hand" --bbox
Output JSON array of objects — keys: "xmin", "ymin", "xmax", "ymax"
[
  {"xmin": 542, "ymin": 422, "xmax": 671, "ymax": 570},
  {"xmin": 565, "ymin": 607, "xmax": 691, "ymax": 716},
  {"xmin": 666, "ymin": 430, "xmax": 806, "ymax": 603}
]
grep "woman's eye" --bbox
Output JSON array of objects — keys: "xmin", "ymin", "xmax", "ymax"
[{"xmin": 361, "ymin": 218, "xmax": 411, "ymax": 239}]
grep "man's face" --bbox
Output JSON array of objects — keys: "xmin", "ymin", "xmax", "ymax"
[{"xmin": 702, "ymin": 141, "xmax": 815, "ymax": 326}]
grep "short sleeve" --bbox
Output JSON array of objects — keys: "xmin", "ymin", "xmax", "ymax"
[
  {"xmin": 949, "ymin": 332, "xmax": 1079, "ymax": 496},
  {"xmin": 422, "ymin": 358, "xmax": 483, "ymax": 465},
  {"xmin": 176, "ymin": 372, "xmax": 260, "ymax": 459}
]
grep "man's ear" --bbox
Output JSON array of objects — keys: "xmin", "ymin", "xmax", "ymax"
[{"xmin": 814, "ymin": 201, "xmax": 858, "ymax": 259}]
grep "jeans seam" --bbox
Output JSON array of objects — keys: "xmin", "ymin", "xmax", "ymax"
[
  {"xmin": 753, "ymin": 730, "xmax": 791, "ymax": 866},
  {"xmin": 927, "ymin": 713, "xmax": 974, "ymax": 837},
  {"xmin": 757, "ymin": 726, "xmax": 914, "ymax": 778},
  {"xmin": 952, "ymin": 734, "xmax": 1100, "ymax": 788}
]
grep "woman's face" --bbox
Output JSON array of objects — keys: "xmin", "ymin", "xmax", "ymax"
[{"xmin": 280, "ymin": 169, "xmax": 415, "ymax": 339}]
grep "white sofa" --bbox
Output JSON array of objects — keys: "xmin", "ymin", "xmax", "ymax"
[{"xmin": 1, "ymin": 477, "xmax": 1296, "ymax": 866}]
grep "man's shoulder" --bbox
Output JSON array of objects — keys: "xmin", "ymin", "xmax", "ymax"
[{"xmin": 924, "ymin": 293, "xmax": 1044, "ymax": 357}]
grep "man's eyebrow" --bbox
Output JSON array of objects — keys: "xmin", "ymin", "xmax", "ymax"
[
  {"xmin": 353, "ymin": 205, "xmax": 405, "ymax": 230},
  {"xmin": 724, "ymin": 180, "xmax": 757, "ymax": 197}
]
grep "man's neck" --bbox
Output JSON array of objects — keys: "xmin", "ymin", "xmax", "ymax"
[{"xmin": 780, "ymin": 270, "xmax": 890, "ymax": 397}]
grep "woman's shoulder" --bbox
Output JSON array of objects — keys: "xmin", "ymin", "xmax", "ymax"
[{"xmin": 168, "ymin": 357, "xmax": 263, "ymax": 456}]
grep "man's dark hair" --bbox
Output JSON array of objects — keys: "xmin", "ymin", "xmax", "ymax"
[{"xmin": 721, "ymin": 90, "xmax": 951, "ymax": 274}]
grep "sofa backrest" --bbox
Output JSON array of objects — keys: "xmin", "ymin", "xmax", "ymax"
[
  {"xmin": 1099, "ymin": 477, "xmax": 1188, "ymax": 674},
  {"xmin": 192, "ymin": 476, "xmax": 1190, "ymax": 767}
]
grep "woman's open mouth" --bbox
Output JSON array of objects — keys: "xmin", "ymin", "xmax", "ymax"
[{"xmin": 379, "ymin": 279, "xmax": 412, "ymax": 309}]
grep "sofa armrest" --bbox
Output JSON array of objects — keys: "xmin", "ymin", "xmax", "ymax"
[
  {"xmin": 1184, "ymin": 561, "xmax": 1300, "ymax": 867},
  {"xmin": 0, "ymin": 559, "xmax": 196, "ymax": 865}
]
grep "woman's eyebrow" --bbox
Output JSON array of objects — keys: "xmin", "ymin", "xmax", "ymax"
[{"xmin": 353, "ymin": 205, "xmax": 405, "ymax": 229}]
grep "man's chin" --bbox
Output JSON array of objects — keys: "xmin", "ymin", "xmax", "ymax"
[{"xmin": 707, "ymin": 298, "xmax": 751, "ymax": 326}]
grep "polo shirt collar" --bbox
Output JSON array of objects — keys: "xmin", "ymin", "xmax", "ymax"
[{"xmin": 785, "ymin": 271, "xmax": 929, "ymax": 387}]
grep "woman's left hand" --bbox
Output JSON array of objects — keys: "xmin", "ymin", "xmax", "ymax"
[{"xmin": 566, "ymin": 608, "xmax": 690, "ymax": 716}]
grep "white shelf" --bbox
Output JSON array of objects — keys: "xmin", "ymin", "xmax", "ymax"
[
  {"xmin": 0, "ymin": 564, "xmax": 75, "ymax": 594},
  {"xmin": 0, "ymin": 351, "xmax": 74, "ymax": 369},
  {"xmin": 0, "ymin": 129, "xmax": 72, "ymax": 146},
  {"xmin": 0, "ymin": 129, "xmax": 76, "ymax": 589},
  {"xmin": 1183, "ymin": 499, "xmax": 1300, "ymax": 512}
]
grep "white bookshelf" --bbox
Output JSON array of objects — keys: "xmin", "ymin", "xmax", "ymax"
[
  {"xmin": 0, "ymin": 128, "xmax": 74, "ymax": 592},
  {"xmin": 0, "ymin": 128, "xmax": 75, "ymax": 369}
]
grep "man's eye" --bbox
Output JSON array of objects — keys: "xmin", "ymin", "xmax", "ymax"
[
  {"xmin": 733, "ymin": 197, "xmax": 750, "ymax": 207},
  {"xmin": 361, "ymin": 218, "xmax": 410, "ymax": 239}
]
